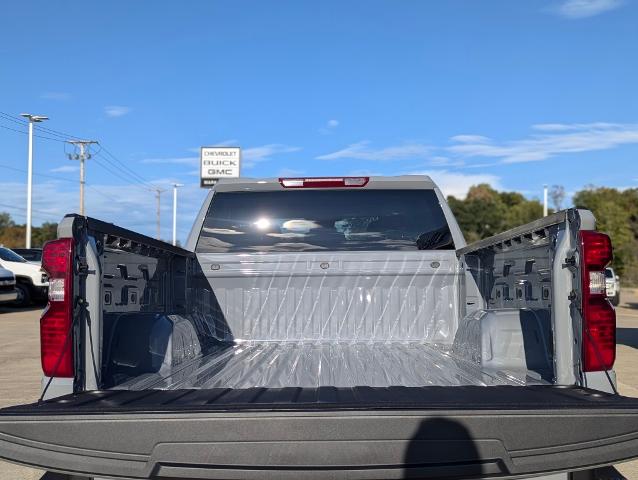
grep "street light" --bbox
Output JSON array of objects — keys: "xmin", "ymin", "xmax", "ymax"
[
  {"xmin": 172, "ymin": 183, "xmax": 184, "ymax": 246},
  {"xmin": 20, "ymin": 113, "xmax": 49, "ymax": 249}
]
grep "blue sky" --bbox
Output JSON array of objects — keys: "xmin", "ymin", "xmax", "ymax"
[{"xmin": 1, "ymin": 0, "xmax": 637, "ymax": 242}]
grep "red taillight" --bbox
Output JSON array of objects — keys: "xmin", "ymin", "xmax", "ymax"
[
  {"xmin": 40, "ymin": 238, "xmax": 74, "ymax": 378},
  {"xmin": 580, "ymin": 231, "xmax": 615, "ymax": 372},
  {"xmin": 279, "ymin": 177, "xmax": 369, "ymax": 188}
]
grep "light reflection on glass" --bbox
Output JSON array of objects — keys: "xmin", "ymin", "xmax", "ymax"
[{"xmin": 253, "ymin": 218, "xmax": 271, "ymax": 230}]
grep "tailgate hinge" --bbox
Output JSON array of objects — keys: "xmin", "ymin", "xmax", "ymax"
[
  {"xmin": 77, "ymin": 257, "xmax": 93, "ymax": 276},
  {"xmin": 563, "ymin": 249, "xmax": 578, "ymax": 270}
]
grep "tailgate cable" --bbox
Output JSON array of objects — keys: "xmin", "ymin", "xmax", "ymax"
[
  {"xmin": 84, "ymin": 305, "xmax": 100, "ymax": 387},
  {"xmin": 38, "ymin": 297, "xmax": 100, "ymax": 403},
  {"xmin": 38, "ymin": 314, "xmax": 76, "ymax": 403},
  {"xmin": 583, "ymin": 326, "xmax": 619, "ymax": 395}
]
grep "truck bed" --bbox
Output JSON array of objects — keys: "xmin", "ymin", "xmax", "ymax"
[{"xmin": 114, "ymin": 340, "xmax": 544, "ymax": 390}]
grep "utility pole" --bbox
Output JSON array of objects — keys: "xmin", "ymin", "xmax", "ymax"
[
  {"xmin": 543, "ymin": 184, "xmax": 548, "ymax": 217},
  {"xmin": 154, "ymin": 188, "xmax": 165, "ymax": 240},
  {"xmin": 67, "ymin": 140, "xmax": 98, "ymax": 215},
  {"xmin": 20, "ymin": 113, "xmax": 49, "ymax": 249},
  {"xmin": 172, "ymin": 183, "xmax": 183, "ymax": 246}
]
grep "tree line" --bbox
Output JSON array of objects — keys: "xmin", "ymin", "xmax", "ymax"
[
  {"xmin": 448, "ymin": 184, "xmax": 638, "ymax": 286},
  {"xmin": 0, "ymin": 213, "xmax": 58, "ymax": 249}
]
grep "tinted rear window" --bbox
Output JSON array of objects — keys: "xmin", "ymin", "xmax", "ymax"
[
  {"xmin": 196, "ymin": 189, "xmax": 454, "ymax": 253},
  {"xmin": 12, "ymin": 249, "xmax": 42, "ymax": 261},
  {"xmin": 0, "ymin": 247, "xmax": 27, "ymax": 263}
]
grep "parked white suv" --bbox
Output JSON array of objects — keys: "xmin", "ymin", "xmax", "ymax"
[
  {"xmin": 0, "ymin": 246, "xmax": 48, "ymax": 306},
  {"xmin": 605, "ymin": 267, "xmax": 620, "ymax": 306},
  {"xmin": 0, "ymin": 267, "xmax": 17, "ymax": 305}
]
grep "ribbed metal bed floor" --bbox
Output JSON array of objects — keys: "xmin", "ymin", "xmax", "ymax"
[{"xmin": 115, "ymin": 342, "xmax": 546, "ymax": 390}]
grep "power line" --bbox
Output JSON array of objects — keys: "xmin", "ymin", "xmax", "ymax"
[
  {"xmin": 95, "ymin": 150, "xmax": 158, "ymax": 191},
  {"xmin": 0, "ymin": 202, "xmax": 62, "ymax": 221},
  {"xmin": 36, "ymin": 124, "xmax": 83, "ymax": 141},
  {"xmin": 94, "ymin": 152, "xmax": 150, "ymax": 187},
  {"xmin": 0, "ymin": 124, "xmax": 27, "ymax": 135},
  {"xmin": 1, "ymin": 111, "xmax": 158, "ymax": 191},
  {"xmin": 0, "ymin": 112, "xmax": 28, "ymax": 126},
  {"xmin": 0, "ymin": 124, "xmax": 155, "ymax": 192},
  {"xmin": 0, "ymin": 122, "xmax": 67, "ymax": 143},
  {"xmin": 0, "ymin": 163, "xmax": 76, "ymax": 183},
  {"xmin": 97, "ymin": 143, "xmax": 155, "ymax": 187},
  {"xmin": 92, "ymin": 155, "xmax": 153, "ymax": 191},
  {"xmin": 0, "ymin": 112, "xmax": 167, "ymax": 222},
  {"xmin": 85, "ymin": 184, "xmax": 121, "ymax": 203},
  {"xmin": 0, "ymin": 111, "xmax": 82, "ymax": 141},
  {"xmin": 0, "ymin": 163, "xmax": 121, "ymax": 203}
]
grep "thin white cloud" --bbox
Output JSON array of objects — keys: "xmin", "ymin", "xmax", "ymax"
[
  {"xmin": 50, "ymin": 165, "xmax": 79, "ymax": 173},
  {"xmin": 187, "ymin": 140, "xmax": 238, "ymax": 153},
  {"xmin": 450, "ymin": 135, "xmax": 490, "ymax": 144},
  {"xmin": 242, "ymin": 144, "xmax": 301, "ymax": 168},
  {"xmin": 553, "ymin": 0, "xmax": 623, "ymax": 18},
  {"xmin": 142, "ymin": 156, "xmax": 199, "ymax": 166},
  {"xmin": 142, "ymin": 144, "xmax": 300, "ymax": 169},
  {"xmin": 277, "ymin": 168, "xmax": 305, "ymax": 177},
  {"xmin": 41, "ymin": 92, "xmax": 71, "ymax": 101},
  {"xmin": 532, "ymin": 122, "xmax": 620, "ymax": 131},
  {"xmin": 448, "ymin": 123, "xmax": 638, "ymax": 164},
  {"xmin": 429, "ymin": 156, "xmax": 453, "ymax": 166},
  {"xmin": 405, "ymin": 170, "xmax": 503, "ymax": 199},
  {"xmin": 319, "ymin": 119, "xmax": 340, "ymax": 135},
  {"xmin": 104, "ymin": 105, "xmax": 132, "ymax": 118},
  {"xmin": 317, "ymin": 141, "xmax": 431, "ymax": 161}
]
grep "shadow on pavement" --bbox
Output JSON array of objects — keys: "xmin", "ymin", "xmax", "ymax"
[
  {"xmin": 617, "ymin": 327, "xmax": 638, "ymax": 349},
  {"xmin": 0, "ymin": 305, "xmax": 44, "ymax": 314},
  {"xmin": 39, "ymin": 472, "xmax": 67, "ymax": 480},
  {"xmin": 624, "ymin": 302, "xmax": 638, "ymax": 310}
]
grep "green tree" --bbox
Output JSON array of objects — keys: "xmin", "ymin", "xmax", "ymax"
[
  {"xmin": 448, "ymin": 184, "xmax": 508, "ymax": 242},
  {"xmin": 0, "ymin": 212, "xmax": 58, "ymax": 249},
  {"xmin": 448, "ymin": 184, "xmax": 545, "ymax": 243},
  {"xmin": 573, "ymin": 187, "xmax": 638, "ymax": 284},
  {"xmin": 0, "ymin": 212, "xmax": 14, "ymax": 230},
  {"xmin": 32, "ymin": 222, "xmax": 59, "ymax": 247}
]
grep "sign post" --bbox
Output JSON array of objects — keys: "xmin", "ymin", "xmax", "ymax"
[{"xmin": 200, "ymin": 146, "xmax": 241, "ymax": 187}]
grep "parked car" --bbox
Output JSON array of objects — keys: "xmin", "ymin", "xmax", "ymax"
[
  {"xmin": 0, "ymin": 267, "xmax": 17, "ymax": 305},
  {"xmin": 11, "ymin": 248, "xmax": 43, "ymax": 265},
  {"xmin": 0, "ymin": 176, "xmax": 636, "ymax": 480},
  {"xmin": 0, "ymin": 246, "xmax": 48, "ymax": 306},
  {"xmin": 605, "ymin": 267, "xmax": 621, "ymax": 306}
]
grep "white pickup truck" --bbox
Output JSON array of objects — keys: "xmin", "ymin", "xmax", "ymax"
[
  {"xmin": 0, "ymin": 266, "xmax": 17, "ymax": 304},
  {"xmin": 0, "ymin": 175, "xmax": 636, "ymax": 480},
  {"xmin": 0, "ymin": 246, "xmax": 48, "ymax": 305}
]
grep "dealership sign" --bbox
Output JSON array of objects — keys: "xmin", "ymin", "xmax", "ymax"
[{"xmin": 200, "ymin": 147, "xmax": 241, "ymax": 187}]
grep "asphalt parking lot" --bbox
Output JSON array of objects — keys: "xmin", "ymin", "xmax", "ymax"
[{"xmin": 1, "ymin": 293, "xmax": 638, "ymax": 480}]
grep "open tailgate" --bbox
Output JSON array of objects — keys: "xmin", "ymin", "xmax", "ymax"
[{"xmin": 2, "ymin": 386, "xmax": 638, "ymax": 479}]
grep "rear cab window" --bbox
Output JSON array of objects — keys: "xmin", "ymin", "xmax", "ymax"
[
  {"xmin": 0, "ymin": 247, "xmax": 27, "ymax": 263},
  {"xmin": 196, "ymin": 189, "xmax": 454, "ymax": 253}
]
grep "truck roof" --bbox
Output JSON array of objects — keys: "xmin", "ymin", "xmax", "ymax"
[{"xmin": 212, "ymin": 175, "xmax": 437, "ymax": 192}]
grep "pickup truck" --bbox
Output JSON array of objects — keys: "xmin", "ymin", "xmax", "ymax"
[
  {"xmin": 0, "ymin": 266, "xmax": 17, "ymax": 304},
  {"xmin": 0, "ymin": 246, "xmax": 49, "ymax": 305},
  {"xmin": 605, "ymin": 267, "xmax": 621, "ymax": 306},
  {"xmin": 1, "ymin": 175, "xmax": 637, "ymax": 480}
]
